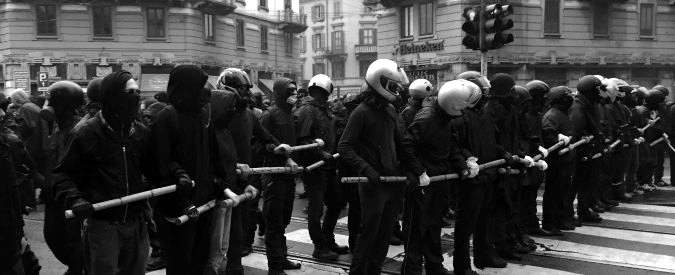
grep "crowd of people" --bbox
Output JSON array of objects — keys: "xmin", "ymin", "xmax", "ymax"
[{"xmin": 0, "ymin": 58, "xmax": 673, "ymax": 275}]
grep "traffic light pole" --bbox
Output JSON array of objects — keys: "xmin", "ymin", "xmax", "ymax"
[{"xmin": 479, "ymin": 0, "xmax": 488, "ymax": 76}]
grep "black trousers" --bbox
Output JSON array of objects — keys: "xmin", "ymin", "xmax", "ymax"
[
  {"xmin": 263, "ymin": 175, "xmax": 296, "ymax": 269},
  {"xmin": 156, "ymin": 207, "xmax": 213, "ymax": 275},
  {"xmin": 573, "ymin": 158, "xmax": 600, "ymax": 215},
  {"xmin": 242, "ymin": 175, "xmax": 262, "ymax": 248},
  {"xmin": 349, "ymin": 183, "xmax": 404, "ymax": 275},
  {"xmin": 492, "ymin": 176, "xmax": 520, "ymax": 254},
  {"xmin": 453, "ymin": 179, "xmax": 488, "ymax": 272},
  {"xmin": 303, "ymin": 167, "xmax": 346, "ymax": 248},
  {"xmin": 44, "ymin": 200, "xmax": 84, "ymax": 272},
  {"xmin": 521, "ymin": 168, "xmax": 544, "ymax": 230},
  {"xmin": 543, "ymin": 160, "xmax": 573, "ymax": 228},
  {"xmin": 225, "ymin": 203, "xmax": 244, "ymax": 274},
  {"xmin": 402, "ymin": 184, "xmax": 447, "ymax": 275},
  {"xmin": 347, "ymin": 181, "xmax": 361, "ymax": 250}
]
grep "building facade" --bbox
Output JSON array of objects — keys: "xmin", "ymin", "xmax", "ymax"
[
  {"xmin": 368, "ymin": 0, "xmax": 675, "ymax": 92},
  {"xmin": 0, "ymin": 0, "xmax": 307, "ymax": 98},
  {"xmin": 299, "ymin": 0, "xmax": 377, "ymax": 97}
]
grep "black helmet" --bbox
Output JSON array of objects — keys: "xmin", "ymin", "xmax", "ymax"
[
  {"xmin": 645, "ymin": 89, "xmax": 666, "ymax": 110},
  {"xmin": 548, "ymin": 86, "xmax": 574, "ymax": 111},
  {"xmin": 513, "ymin": 85, "xmax": 532, "ymax": 111},
  {"xmin": 525, "ymin": 80, "xmax": 550, "ymax": 101},
  {"xmin": 653, "ymin": 85, "xmax": 670, "ymax": 97},
  {"xmin": 489, "ymin": 73, "xmax": 516, "ymax": 97},
  {"xmin": 217, "ymin": 68, "xmax": 253, "ymax": 90},
  {"xmin": 576, "ymin": 75, "xmax": 606, "ymax": 103},
  {"xmin": 41, "ymin": 81, "xmax": 85, "ymax": 121}
]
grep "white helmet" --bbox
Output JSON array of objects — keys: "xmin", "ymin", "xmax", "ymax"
[
  {"xmin": 609, "ymin": 78, "xmax": 629, "ymax": 98},
  {"xmin": 365, "ymin": 59, "xmax": 409, "ymax": 102},
  {"xmin": 437, "ymin": 79, "xmax": 482, "ymax": 116},
  {"xmin": 408, "ymin": 79, "xmax": 433, "ymax": 99},
  {"xmin": 308, "ymin": 74, "xmax": 334, "ymax": 95},
  {"xmin": 602, "ymin": 78, "xmax": 617, "ymax": 102}
]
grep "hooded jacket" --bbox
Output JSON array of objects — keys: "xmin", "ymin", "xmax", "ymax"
[
  {"xmin": 541, "ymin": 106, "xmax": 575, "ymax": 164},
  {"xmin": 400, "ymin": 98, "xmax": 423, "ymax": 128},
  {"xmin": 11, "ymin": 89, "xmax": 47, "ymax": 159},
  {"xmin": 569, "ymin": 93, "xmax": 603, "ymax": 158},
  {"xmin": 260, "ymin": 78, "xmax": 297, "ymax": 167},
  {"xmin": 100, "ymin": 71, "xmax": 138, "ymax": 136},
  {"xmin": 150, "ymin": 65, "xmax": 227, "ymax": 215},
  {"xmin": 450, "ymin": 106, "xmax": 499, "ymax": 183},
  {"xmin": 294, "ymin": 95, "xmax": 336, "ymax": 167}
]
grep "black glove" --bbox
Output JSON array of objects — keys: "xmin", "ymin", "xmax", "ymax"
[
  {"xmin": 71, "ymin": 199, "xmax": 95, "ymax": 219},
  {"xmin": 502, "ymin": 151, "xmax": 515, "ymax": 166},
  {"xmin": 406, "ymin": 171, "xmax": 419, "ymax": 187},
  {"xmin": 184, "ymin": 204, "xmax": 199, "ymax": 221},
  {"xmin": 320, "ymin": 151, "xmax": 334, "ymax": 161},
  {"xmin": 363, "ymin": 166, "xmax": 381, "ymax": 185},
  {"xmin": 176, "ymin": 173, "xmax": 193, "ymax": 195}
]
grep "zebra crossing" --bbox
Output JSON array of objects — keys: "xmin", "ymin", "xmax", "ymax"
[{"xmin": 148, "ymin": 194, "xmax": 675, "ymax": 275}]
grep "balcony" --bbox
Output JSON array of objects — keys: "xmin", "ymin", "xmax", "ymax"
[
  {"xmin": 190, "ymin": 0, "xmax": 236, "ymax": 16},
  {"xmin": 278, "ymin": 9, "xmax": 308, "ymax": 34},
  {"xmin": 355, "ymin": 45, "xmax": 377, "ymax": 54},
  {"xmin": 316, "ymin": 47, "xmax": 347, "ymax": 60}
]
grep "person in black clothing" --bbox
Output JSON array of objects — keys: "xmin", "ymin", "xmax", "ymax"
[
  {"xmin": 401, "ymin": 79, "xmax": 480, "ymax": 275},
  {"xmin": 149, "ymin": 65, "xmax": 231, "ymax": 275},
  {"xmin": 569, "ymin": 75, "xmax": 609, "ymax": 223},
  {"xmin": 338, "ymin": 59, "xmax": 419, "ymax": 275},
  {"xmin": 41, "ymin": 81, "xmax": 87, "ymax": 275},
  {"xmin": 54, "ymin": 71, "xmax": 151, "ymax": 275},
  {"xmin": 400, "ymin": 79, "xmax": 433, "ymax": 128},
  {"xmin": 260, "ymin": 77, "xmax": 303, "ymax": 275},
  {"xmin": 541, "ymin": 86, "xmax": 575, "ymax": 233}
]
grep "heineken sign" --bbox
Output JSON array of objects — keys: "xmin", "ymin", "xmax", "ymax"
[{"xmin": 397, "ymin": 40, "xmax": 444, "ymax": 55}]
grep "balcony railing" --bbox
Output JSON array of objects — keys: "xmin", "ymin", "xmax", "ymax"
[
  {"xmin": 354, "ymin": 44, "xmax": 377, "ymax": 54},
  {"xmin": 190, "ymin": 0, "xmax": 236, "ymax": 16},
  {"xmin": 278, "ymin": 9, "xmax": 308, "ymax": 33}
]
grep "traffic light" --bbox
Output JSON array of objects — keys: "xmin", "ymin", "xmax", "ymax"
[
  {"xmin": 461, "ymin": 7, "xmax": 481, "ymax": 50},
  {"xmin": 483, "ymin": 4, "xmax": 514, "ymax": 50}
]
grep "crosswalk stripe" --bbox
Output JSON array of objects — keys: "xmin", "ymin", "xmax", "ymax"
[
  {"xmin": 536, "ymin": 195, "xmax": 675, "ymax": 214},
  {"xmin": 439, "ymin": 254, "xmax": 581, "ymax": 275},
  {"xmin": 241, "ymin": 252, "xmax": 348, "ymax": 274},
  {"xmin": 531, "ymin": 237, "xmax": 675, "ymax": 273},
  {"xmin": 569, "ymin": 226, "xmax": 675, "ymax": 246},
  {"xmin": 284, "ymin": 229, "xmax": 406, "ymax": 259},
  {"xmin": 535, "ymin": 205, "xmax": 675, "ymax": 228}
]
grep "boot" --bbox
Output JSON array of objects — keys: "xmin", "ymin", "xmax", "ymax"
[
  {"xmin": 473, "ymin": 255, "xmax": 507, "ymax": 269},
  {"xmin": 312, "ymin": 247, "xmax": 339, "ymax": 261},
  {"xmin": 327, "ymin": 242, "xmax": 349, "ymax": 255}
]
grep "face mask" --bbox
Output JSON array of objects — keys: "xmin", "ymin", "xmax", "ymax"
[{"xmin": 286, "ymin": 95, "xmax": 297, "ymax": 105}]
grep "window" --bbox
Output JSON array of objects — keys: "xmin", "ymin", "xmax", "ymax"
[
  {"xmin": 204, "ymin": 13, "xmax": 214, "ymax": 41},
  {"xmin": 418, "ymin": 2, "xmax": 433, "ymax": 36},
  {"xmin": 312, "ymin": 5, "xmax": 325, "ymax": 22},
  {"xmin": 92, "ymin": 6, "xmax": 112, "ymax": 37},
  {"xmin": 259, "ymin": 0, "xmax": 267, "ymax": 9},
  {"xmin": 313, "ymin": 63, "xmax": 325, "ymax": 75},
  {"xmin": 332, "ymin": 61, "xmax": 345, "ymax": 79},
  {"xmin": 285, "ymin": 32, "xmax": 293, "ymax": 54},
  {"xmin": 592, "ymin": 2, "xmax": 609, "ymax": 36},
  {"xmin": 260, "ymin": 25, "xmax": 268, "ymax": 51},
  {"xmin": 300, "ymin": 35, "xmax": 306, "ymax": 53},
  {"xmin": 36, "ymin": 5, "xmax": 57, "ymax": 36},
  {"xmin": 359, "ymin": 29, "xmax": 377, "ymax": 45},
  {"xmin": 312, "ymin": 33, "xmax": 324, "ymax": 50},
  {"xmin": 544, "ymin": 0, "xmax": 560, "ymax": 34},
  {"xmin": 284, "ymin": 0, "xmax": 292, "ymax": 9},
  {"xmin": 640, "ymin": 3, "xmax": 654, "ymax": 37},
  {"xmin": 400, "ymin": 5, "xmax": 413, "ymax": 38},
  {"xmin": 236, "ymin": 19, "xmax": 245, "ymax": 47},
  {"xmin": 334, "ymin": 1, "xmax": 342, "ymax": 17},
  {"xmin": 331, "ymin": 31, "xmax": 343, "ymax": 51},
  {"xmin": 359, "ymin": 60, "xmax": 374, "ymax": 77},
  {"xmin": 147, "ymin": 7, "xmax": 165, "ymax": 38}
]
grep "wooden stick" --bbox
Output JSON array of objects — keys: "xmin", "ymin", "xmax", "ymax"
[
  {"xmin": 650, "ymin": 137, "xmax": 665, "ymax": 147},
  {"xmin": 639, "ymin": 117, "xmax": 660, "ymax": 132},
  {"xmin": 305, "ymin": 153, "xmax": 340, "ymax": 172},
  {"xmin": 582, "ymin": 152, "xmax": 603, "ymax": 162},
  {"xmin": 498, "ymin": 168, "xmax": 521, "ymax": 175},
  {"xmin": 288, "ymin": 140, "xmax": 325, "ymax": 153},
  {"xmin": 608, "ymin": 139, "xmax": 621, "ymax": 151},
  {"xmin": 479, "ymin": 159, "xmax": 506, "ymax": 170},
  {"xmin": 166, "ymin": 192, "xmax": 255, "ymax": 226},
  {"xmin": 65, "ymin": 182, "xmax": 194, "ymax": 219},
  {"xmin": 559, "ymin": 135, "xmax": 594, "ymax": 155},
  {"xmin": 533, "ymin": 141, "xmax": 566, "ymax": 161},
  {"xmin": 340, "ymin": 176, "xmax": 407, "ymax": 184},
  {"xmin": 237, "ymin": 166, "xmax": 304, "ymax": 175}
]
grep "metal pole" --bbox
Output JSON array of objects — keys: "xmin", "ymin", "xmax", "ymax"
[{"xmin": 479, "ymin": 0, "xmax": 487, "ymax": 76}]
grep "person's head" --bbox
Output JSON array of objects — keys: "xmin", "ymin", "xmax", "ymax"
[
  {"xmin": 100, "ymin": 71, "xmax": 140, "ymax": 135},
  {"xmin": 216, "ymin": 68, "xmax": 253, "ymax": 101},
  {"xmin": 40, "ymin": 81, "xmax": 85, "ymax": 122},
  {"xmin": 168, "ymin": 65, "xmax": 210, "ymax": 114},
  {"xmin": 645, "ymin": 89, "xmax": 666, "ymax": 111},
  {"xmin": 576, "ymin": 75, "xmax": 608, "ymax": 104},
  {"xmin": 141, "ymin": 102, "xmax": 167, "ymax": 127},
  {"xmin": 488, "ymin": 73, "xmax": 516, "ymax": 116},
  {"xmin": 513, "ymin": 85, "xmax": 532, "ymax": 113},
  {"xmin": 31, "ymin": 95, "xmax": 46, "ymax": 108},
  {"xmin": 548, "ymin": 86, "xmax": 574, "ymax": 112},
  {"xmin": 0, "ymin": 94, "xmax": 8, "ymax": 121},
  {"xmin": 153, "ymin": 91, "xmax": 169, "ymax": 103},
  {"xmin": 437, "ymin": 79, "xmax": 482, "ymax": 117},
  {"xmin": 609, "ymin": 78, "xmax": 631, "ymax": 100},
  {"xmin": 272, "ymin": 77, "xmax": 297, "ymax": 109},
  {"xmin": 307, "ymin": 74, "xmax": 333, "ymax": 103},
  {"xmin": 457, "ymin": 71, "xmax": 490, "ymax": 110},
  {"xmin": 525, "ymin": 80, "xmax": 550, "ymax": 111},
  {"xmin": 652, "ymin": 85, "xmax": 670, "ymax": 98},
  {"xmin": 365, "ymin": 59, "xmax": 409, "ymax": 103},
  {"xmin": 140, "ymin": 98, "xmax": 158, "ymax": 112},
  {"xmin": 408, "ymin": 79, "xmax": 433, "ymax": 100},
  {"xmin": 623, "ymin": 85, "xmax": 647, "ymax": 108}
]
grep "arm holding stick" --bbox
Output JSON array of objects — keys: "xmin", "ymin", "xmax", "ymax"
[{"xmin": 559, "ymin": 135, "xmax": 594, "ymax": 155}]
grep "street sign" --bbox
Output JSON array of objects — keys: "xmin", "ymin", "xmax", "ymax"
[
  {"xmin": 14, "ymin": 71, "xmax": 29, "ymax": 90},
  {"xmin": 38, "ymin": 72, "xmax": 49, "ymax": 92}
]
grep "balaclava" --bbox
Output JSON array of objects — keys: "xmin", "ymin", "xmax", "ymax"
[{"xmin": 100, "ymin": 70, "xmax": 138, "ymax": 136}]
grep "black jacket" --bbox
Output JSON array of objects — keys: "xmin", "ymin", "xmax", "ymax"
[
  {"xmin": 400, "ymin": 98, "xmax": 423, "ymax": 128},
  {"xmin": 450, "ymin": 107, "xmax": 499, "ymax": 182},
  {"xmin": 338, "ymin": 92, "xmax": 419, "ymax": 179},
  {"xmin": 260, "ymin": 78, "xmax": 297, "ymax": 167},
  {"xmin": 542, "ymin": 107, "xmax": 575, "ymax": 163},
  {"xmin": 54, "ymin": 113, "xmax": 151, "ymax": 222},
  {"xmin": 569, "ymin": 94, "xmax": 603, "ymax": 158},
  {"xmin": 294, "ymin": 96, "xmax": 336, "ymax": 167}
]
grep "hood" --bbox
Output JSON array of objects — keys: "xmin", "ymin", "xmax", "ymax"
[
  {"xmin": 210, "ymin": 88, "xmax": 238, "ymax": 130},
  {"xmin": 10, "ymin": 89, "xmax": 30, "ymax": 106},
  {"xmin": 100, "ymin": 70, "xmax": 138, "ymax": 135},
  {"xmin": 86, "ymin": 78, "xmax": 103, "ymax": 103},
  {"xmin": 143, "ymin": 102, "xmax": 167, "ymax": 126},
  {"xmin": 167, "ymin": 65, "xmax": 209, "ymax": 114},
  {"xmin": 272, "ymin": 77, "xmax": 295, "ymax": 108}
]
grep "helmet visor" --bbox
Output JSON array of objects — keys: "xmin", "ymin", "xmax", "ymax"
[
  {"xmin": 380, "ymin": 76, "xmax": 403, "ymax": 96},
  {"xmin": 397, "ymin": 67, "xmax": 410, "ymax": 85}
]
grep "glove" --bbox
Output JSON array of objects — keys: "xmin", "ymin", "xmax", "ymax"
[
  {"xmin": 71, "ymin": 199, "xmax": 95, "ymax": 219},
  {"xmin": 502, "ymin": 151, "xmax": 515, "ymax": 165},
  {"xmin": 184, "ymin": 204, "xmax": 199, "ymax": 220},
  {"xmin": 285, "ymin": 158, "xmax": 301, "ymax": 174},
  {"xmin": 636, "ymin": 137, "xmax": 646, "ymax": 144},
  {"xmin": 363, "ymin": 166, "xmax": 381, "ymax": 185},
  {"xmin": 418, "ymin": 172, "xmax": 430, "ymax": 187},
  {"xmin": 558, "ymin": 134, "xmax": 572, "ymax": 145},
  {"xmin": 523, "ymin": 156, "xmax": 535, "ymax": 168},
  {"xmin": 274, "ymin": 144, "xmax": 292, "ymax": 156},
  {"xmin": 320, "ymin": 151, "xmax": 334, "ymax": 161},
  {"xmin": 406, "ymin": 172, "xmax": 419, "ymax": 187},
  {"xmin": 536, "ymin": 160, "xmax": 548, "ymax": 171},
  {"xmin": 176, "ymin": 173, "xmax": 193, "ymax": 195},
  {"xmin": 664, "ymin": 133, "xmax": 670, "ymax": 140},
  {"xmin": 265, "ymin": 143, "xmax": 277, "ymax": 152},
  {"xmin": 237, "ymin": 163, "xmax": 253, "ymax": 178},
  {"xmin": 244, "ymin": 184, "xmax": 259, "ymax": 199},
  {"xmin": 537, "ymin": 146, "xmax": 549, "ymax": 158},
  {"xmin": 224, "ymin": 188, "xmax": 241, "ymax": 207},
  {"xmin": 466, "ymin": 157, "xmax": 479, "ymax": 178}
]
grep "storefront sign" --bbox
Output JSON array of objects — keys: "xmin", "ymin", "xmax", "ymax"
[
  {"xmin": 406, "ymin": 69, "xmax": 438, "ymax": 86},
  {"xmin": 13, "ymin": 71, "xmax": 29, "ymax": 90},
  {"xmin": 397, "ymin": 40, "xmax": 444, "ymax": 55}
]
